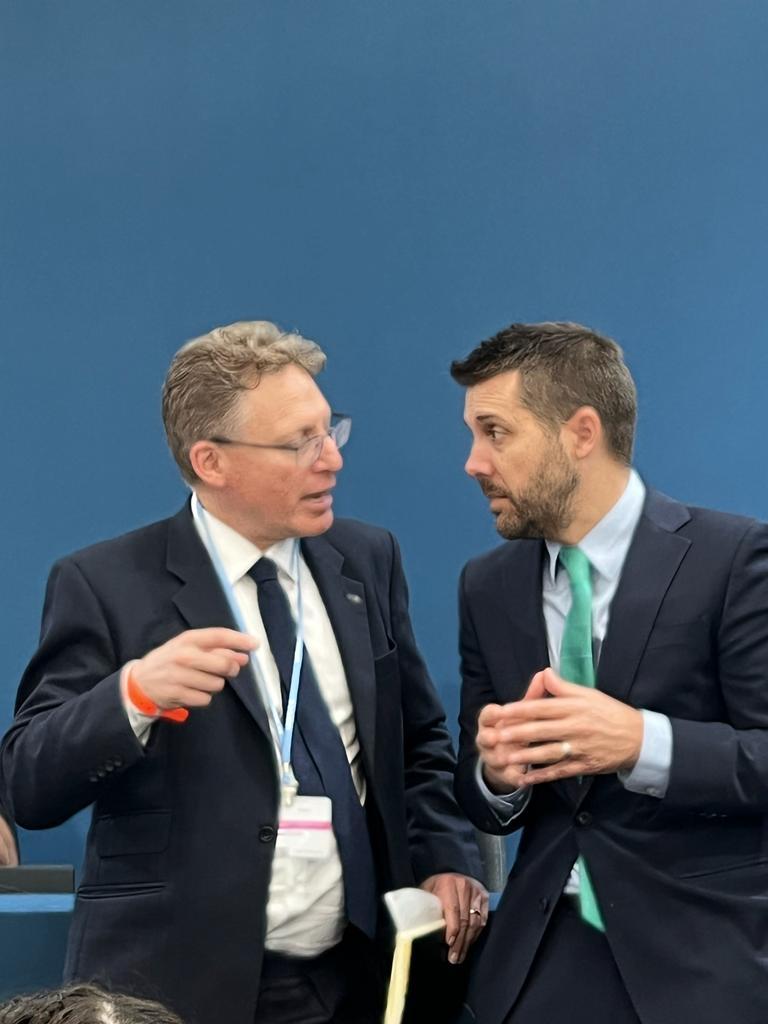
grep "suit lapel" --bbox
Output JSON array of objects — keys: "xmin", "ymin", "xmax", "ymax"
[
  {"xmin": 500, "ymin": 541, "xmax": 550, "ymax": 697},
  {"xmin": 596, "ymin": 490, "xmax": 691, "ymax": 703},
  {"xmin": 302, "ymin": 535, "xmax": 377, "ymax": 773},
  {"xmin": 166, "ymin": 504, "xmax": 272, "ymax": 740},
  {"xmin": 568, "ymin": 489, "xmax": 692, "ymax": 808},
  {"xmin": 499, "ymin": 541, "xmax": 582, "ymax": 808}
]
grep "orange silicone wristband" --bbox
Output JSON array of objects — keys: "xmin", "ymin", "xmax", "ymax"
[{"xmin": 126, "ymin": 670, "xmax": 189, "ymax": 723}]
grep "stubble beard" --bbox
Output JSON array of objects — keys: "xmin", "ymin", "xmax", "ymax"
[{"xmin": 485, "ymin": 445, "xmax": 579, "ymax": 542}]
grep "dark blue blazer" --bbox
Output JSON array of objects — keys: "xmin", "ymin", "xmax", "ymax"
[
  {"xmin": 2, "ymin": 505, "xmax": 480, "ymax": 1024},
  {"xmin": 455, "ymin": 488, "xmax": 768, "ymax": 1024}
]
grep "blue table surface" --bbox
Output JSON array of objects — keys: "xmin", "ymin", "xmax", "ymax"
[
  {"xmin": 0, "ymin": 894, "xmax": 75, "ymax": 913},
  {"xmin": 0, "ymin": 892, "xmax": 499, "ymax": 913}
]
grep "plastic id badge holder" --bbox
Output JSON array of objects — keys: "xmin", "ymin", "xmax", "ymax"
[{"xmin": 278, "ymin": 795, "xmax": 334, "ymax": 859}]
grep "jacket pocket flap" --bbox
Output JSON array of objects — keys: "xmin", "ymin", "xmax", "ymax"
[{"xmin": 95, "ymin": 811, "xmax": 171, "ymax": 857}]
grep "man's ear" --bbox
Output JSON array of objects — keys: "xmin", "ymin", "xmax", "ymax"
[
  {"xmin": 562, "ymin": 405, "xmax": 602, "ymax": 460},
  {"xmin": 189, "ymin": 441, "xmax": 227, "ymax": 488}
]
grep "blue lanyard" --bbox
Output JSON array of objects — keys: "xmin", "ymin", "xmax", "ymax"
[{"xmin": 193, "ymin": 494, "xmax": 304, "ymax": 799}]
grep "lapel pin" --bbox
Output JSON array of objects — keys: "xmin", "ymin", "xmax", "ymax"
[{"xmin": 346, "ymin": 592, "xmax": 363, "ymax": 605}]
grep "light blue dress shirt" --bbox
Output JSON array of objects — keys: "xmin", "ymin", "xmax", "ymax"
[{"xmin": 478, "ymin": 469, "xmax": 673, "ymax": 891}]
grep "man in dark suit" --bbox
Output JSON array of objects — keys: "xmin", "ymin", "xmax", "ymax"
[
  {"xmin": 450, "ymin": 322, "xmax": 768, "ymax": 1024},
  {"xmin": 2, "ymin": 320, "xmax": 486, "ymax": 1024}
]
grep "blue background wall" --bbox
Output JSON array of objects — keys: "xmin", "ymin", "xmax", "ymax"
[{"xmin": 2, "ymin": 1, "xmax": 767, "ymax": 866}]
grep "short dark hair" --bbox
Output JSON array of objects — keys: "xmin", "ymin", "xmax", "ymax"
[
  {"xmin": 450, "ymin": 321, "xmax": 637, "ymax": 463},
  {"xmin": 0, "ymin": 984, "xmax": 184, "ymax": 1024}
]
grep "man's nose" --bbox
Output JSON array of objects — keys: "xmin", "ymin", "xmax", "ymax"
[
  {"xmin": 465, "ymin": 443, "xmax": 490, "ymax": 479},
  {"xmin": 316, "ymin": 433, "xmax": 344, "ymax": 472}
]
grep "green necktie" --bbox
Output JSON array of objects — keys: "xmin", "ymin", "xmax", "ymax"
[{"xmin": 558, "ymin": 545, "xmax": 605, "ymax": 932}]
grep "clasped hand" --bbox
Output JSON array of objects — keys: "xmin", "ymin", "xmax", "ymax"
[{"xmin": 477, "ymin": 668, "xmax": 643, "ymax": 793}]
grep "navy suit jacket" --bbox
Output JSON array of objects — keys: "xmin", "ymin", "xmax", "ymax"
[
  {"xmin": 455, "ymin": 489, "xmax": 768, "ymax": 1024},
  {"xmin": 2, "ymin": 505, "xmax": 480, "ymax": 1024}
]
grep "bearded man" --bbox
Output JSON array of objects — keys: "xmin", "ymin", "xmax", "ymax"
[{"xmin": 452, "ymin": 321, "xmax": 768, "ymax": 1024}]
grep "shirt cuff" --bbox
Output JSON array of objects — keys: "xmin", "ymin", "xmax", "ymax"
[
  {"xmin": 121, "ymin": 662, "xmax": 156, "ymax": 747},
  {"xmin": 475, "ymin": 759, "xmax": 531, "ymax": 825},
  {"xmin": 619, "ymin": 709, "xmax": 672, "ymax": 798}
]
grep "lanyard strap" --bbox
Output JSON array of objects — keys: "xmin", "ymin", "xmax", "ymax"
[
  {"xmin": 282, "ymin": 540, "xmax": 305, "ymax": 771},
  {"xmin": 192, "ymin": 495, "xmax": 305, "ymax": 791}
]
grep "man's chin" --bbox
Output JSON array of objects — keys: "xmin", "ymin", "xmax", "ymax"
[
  {"xmin": 301, "ymin": 509, "xmax": 335, "ymax": 537},
  {"xmin": 495, "ymin": 512, "xmax": 537, "ymax": 541},
  {"xmin": 494, "ymin": 514, "xmax": 519, "ymax": 540}
]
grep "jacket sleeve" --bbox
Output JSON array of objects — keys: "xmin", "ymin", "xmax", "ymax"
[
  {"xmin": 388, "ymin": 534, "xmax": 483, "ymax": 882},
  {"xmin": 1, "ymin": 558, "xmax": 145, "ymax": 829},
  {"xmin": 665, "ymin": 520, "xmax": 768, "ymax": 813}
]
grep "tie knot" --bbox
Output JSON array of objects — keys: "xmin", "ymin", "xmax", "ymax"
[
  {"xmin": 559, "ymin": 546, "xmax": 591, "ymax": 586},
  {"xmin": 248, "ymin": 557, "xmax": 279, "ymax": 585}
]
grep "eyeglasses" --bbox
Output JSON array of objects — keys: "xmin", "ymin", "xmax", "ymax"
[{"xmin": 210, "ymin": 412, "xmax": 352, "ymax": 468}]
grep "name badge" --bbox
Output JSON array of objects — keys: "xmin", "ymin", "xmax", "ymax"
[{"xmin": 278, "ymin": 795, "xmax": 334, "ymax": 860}]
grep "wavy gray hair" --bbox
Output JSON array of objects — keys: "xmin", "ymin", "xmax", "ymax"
[{"xmin": 162, "ymin": 320, "xmax": 326, "ymax": 483}]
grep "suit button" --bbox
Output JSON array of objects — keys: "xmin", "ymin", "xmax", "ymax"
[
  {"xmin": 259, "ymin": 826, "xmax": 276, "ymax": 844},
  {"xmin": 88, "ymin": 773, "xmax": 98, "ymax": 783},
  {"xmin": 575, "ymin": 811, "xmax": 592, "ymax": 827},
  {"xmin": 96, "ymin": 769, "xmax": 107, "ymax": 779},
  {"xmin": 113, "ymin": 758, "xmax": 124, "ymax": 768},
  {"xmin": 538, "ymin": 897, "xmax": 550, "ymax": 912}
]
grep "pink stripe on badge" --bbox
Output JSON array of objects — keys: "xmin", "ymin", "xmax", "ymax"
[{"xmin": 279, "ymin": 820, "xmax": 332, "ymax": 830}]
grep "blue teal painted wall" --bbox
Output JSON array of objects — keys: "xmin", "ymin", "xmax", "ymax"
[{"xmin": 2, "ymin": 1, "xmax": 767, "ymax": 865}]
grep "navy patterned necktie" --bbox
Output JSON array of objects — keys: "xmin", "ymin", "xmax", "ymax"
[{"xmin": 248, "ymin": 557, "xmax": 377, "ymax": 937}]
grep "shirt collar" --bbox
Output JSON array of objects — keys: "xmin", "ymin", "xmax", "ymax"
[
  {"xmin": 191, "ymin": 494, "xmax": 299, "ymax": 584},
  {"xmin": 545, "ymin": 468, "xmax": 646, "ymax": 584}
]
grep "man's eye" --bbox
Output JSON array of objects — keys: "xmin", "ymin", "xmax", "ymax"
[{"xmin": 484, "ymin": 426, "xmax": 505, "ymax": 442}]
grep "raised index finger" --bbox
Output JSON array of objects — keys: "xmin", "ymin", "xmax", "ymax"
[{"xmin": 185, "ymin": 627, "xmax": 258, "ymax": 652}]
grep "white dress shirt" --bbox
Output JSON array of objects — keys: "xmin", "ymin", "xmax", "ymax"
[
  {"xmin": 123, "ymin": 498, "xmax": 366, "ymax": 956},
  {"xmin": 479, "ymin": 469, "xmax": 673, "ymax": 892}
]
